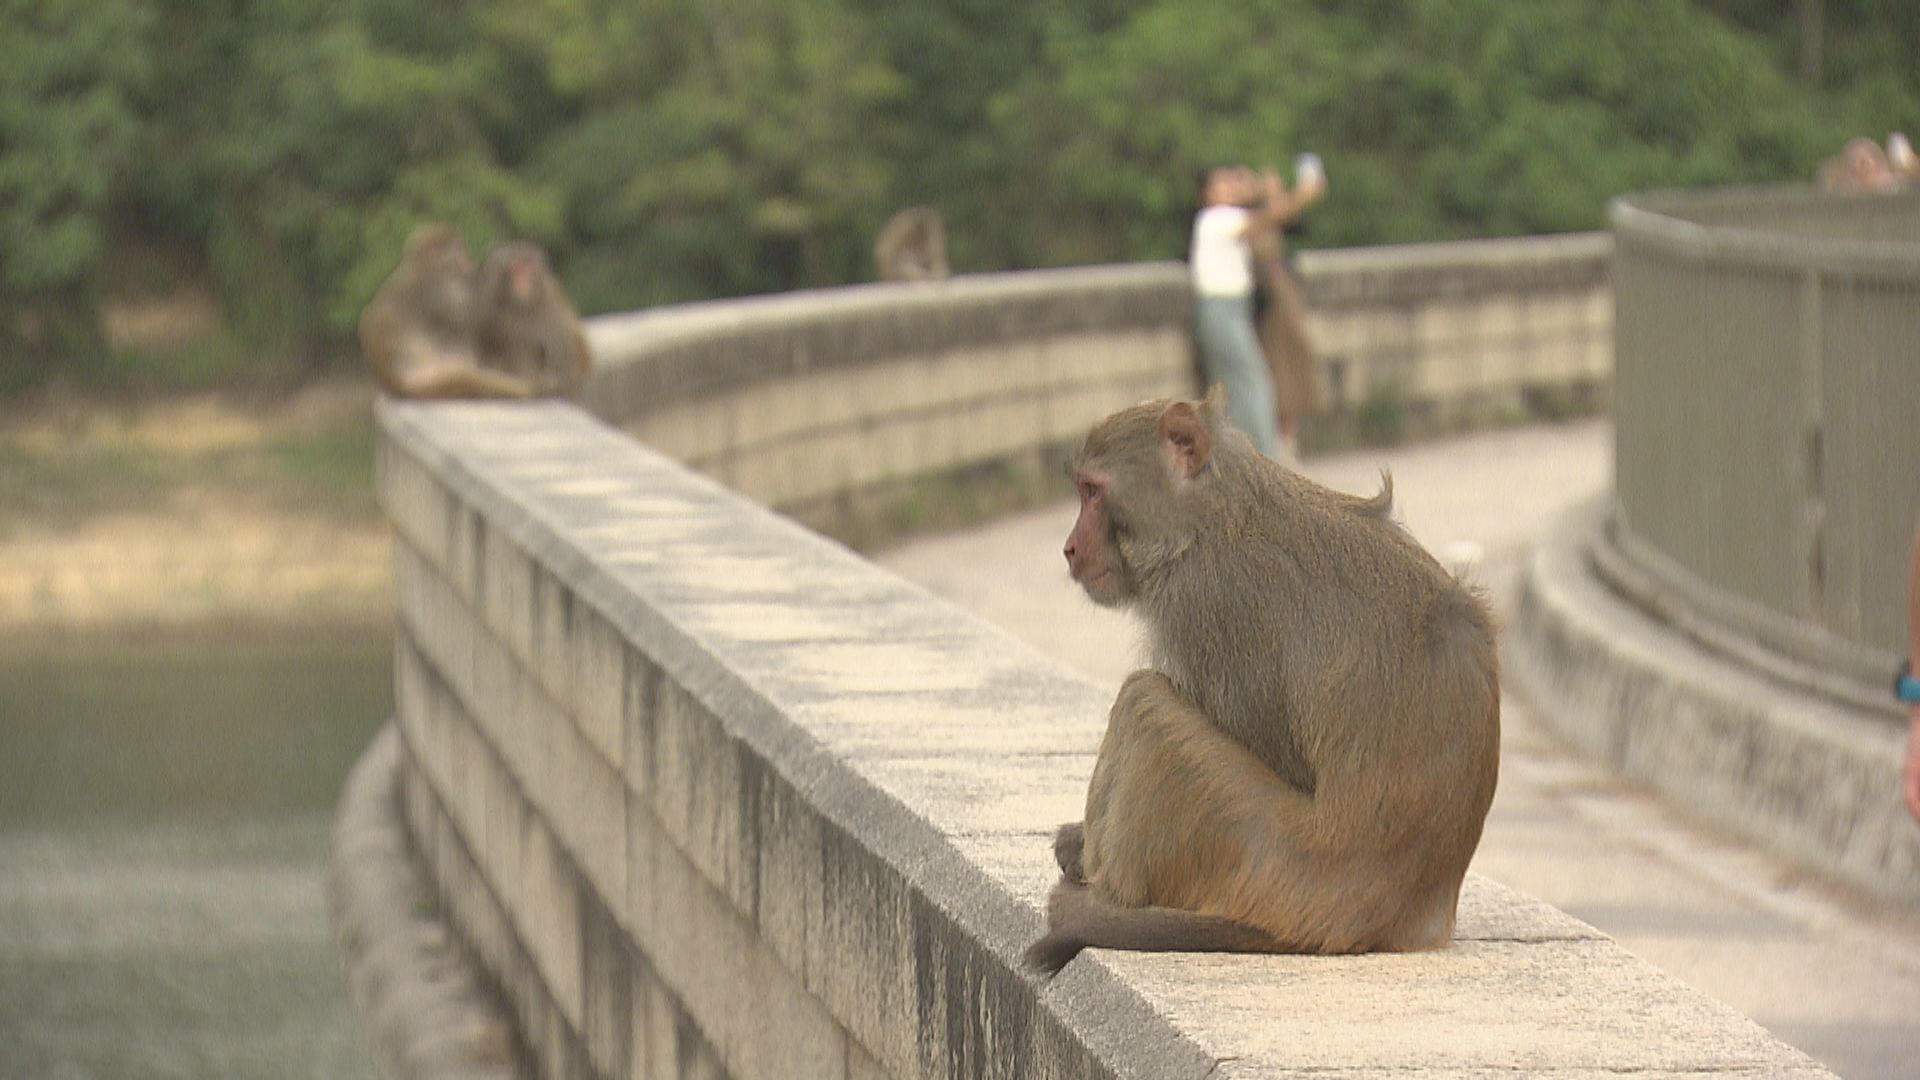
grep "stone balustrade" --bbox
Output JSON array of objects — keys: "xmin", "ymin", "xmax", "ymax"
[{"xmin": 334, "ymin": 241, "xmax": 1834, "ymax": 1078}]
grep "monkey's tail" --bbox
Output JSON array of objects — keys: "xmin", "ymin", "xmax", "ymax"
[
  {"xmin": 1023, "ymin": 882, "xmax": 1295, "ymax": 977},
  {"xmin": 1359, "ymin": 468, "xmax": 1395, "ymax": 518}
]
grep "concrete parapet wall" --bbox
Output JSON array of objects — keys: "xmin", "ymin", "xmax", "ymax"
[
  {"xmin": 577, "ymin": 244, "xmax": 1610, "ymax": 541},
  {"xmin": 580, "ymin": 266, "xmax": 1194, "ymax": 535},
  {"xmin": 1507, "ymin": 498, "xmax": 1920, "ymax": 901},
  {"xmin": 1611, "ymin": 187, "xmax": 1920, "ymax": 675},
  {"xmin": 1299, "ymin": 233, "xmax": 1612, "ymax": 414},
  {"xmin": 365, "ymin": 398, "xmax": 1833, "ymax": 1079}
]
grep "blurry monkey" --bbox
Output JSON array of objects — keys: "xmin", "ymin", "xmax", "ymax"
[
  {"xmin": 873, "ymin": 207, "xmax": 950, "ymax": 282},
  {"xmin": 474, "ymin": 241, "xmax": 592, "ymax": 399},
  {"xmin": 359, "ymin": 225, "xmax": 537, "ymax": 400},
  {"xmin": 1819, "ymin": 137, "xmax": 1898, "ymax": 192}
]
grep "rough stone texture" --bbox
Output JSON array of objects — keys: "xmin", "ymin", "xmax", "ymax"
[
  {"xmin": 348, "ymin": 397, "xmax": 1835, "ymax": 1080},
  {"xmin": 1506, "ymin": 496, "xmax": 1920, "ymax": 901}
]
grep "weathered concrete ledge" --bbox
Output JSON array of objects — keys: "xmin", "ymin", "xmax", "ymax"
[
  {"xmin": 351, "ymin": 398, "xmax": 1835, "ymax": 1078},
  {"xmin": 1506, "ymin": 496, "xmax": 1920, "ymax": 901}
]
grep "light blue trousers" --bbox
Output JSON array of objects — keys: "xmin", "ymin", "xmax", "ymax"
[{"xmin": 1194, "ymin": 294, "xmax": 1280, "ymax": 458}]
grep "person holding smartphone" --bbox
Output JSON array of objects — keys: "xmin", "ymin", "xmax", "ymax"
[
  {"xmin": 1189, "ymin": 161, "xmax": 1325, "ymax": 458},
  {"xmin": 1252, "ymin": 153, "xmax": 1327, "ymax": 459}
]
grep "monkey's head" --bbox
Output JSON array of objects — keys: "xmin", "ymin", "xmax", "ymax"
[
  {"xmin": 404, "ymin": 224, "xmax": 473, "ymax": 275},
  {"xmin": 1063, "ymin": 390, "xmax": 1234, "ymax": 607},
  {"xmin": 486, "ymin": 241, "xmax": 551, "ymax": 306}
]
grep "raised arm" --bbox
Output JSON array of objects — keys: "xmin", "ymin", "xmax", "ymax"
[{"xmin": 1245, "ymin": 167, "xmax": 1326, "ymax": 234}]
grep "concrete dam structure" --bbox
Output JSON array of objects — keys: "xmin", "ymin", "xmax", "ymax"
[
  {"xmin": 1509, "ymin": 188, "xmax": 1920, "ymax": 903},
  {"xmin": 329, "ymin": 238, "xmax": 1844, "ymax": 1078}
]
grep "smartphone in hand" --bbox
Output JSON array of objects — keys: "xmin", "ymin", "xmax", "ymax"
[
  {"xmin": 1295, "ymin": 152, "xmax": 1324, "ymax": 188},
  {"xmin": 1890, "ymin": 133, "xmax": 1915, "ymax": 173}
]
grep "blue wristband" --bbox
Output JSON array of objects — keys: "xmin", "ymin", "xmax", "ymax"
[{"xmin": 1898, "ymin": 662, "xmax": 1920, "ymax": 703}]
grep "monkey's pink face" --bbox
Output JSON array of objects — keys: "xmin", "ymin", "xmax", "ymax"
[
  {"xmin": 1064, "ymin": 471, "xmax": 1129, "ymax": 607},
  {"xmin": 508, "ymin": 258, "xmax": 543, "ymax": 302}
]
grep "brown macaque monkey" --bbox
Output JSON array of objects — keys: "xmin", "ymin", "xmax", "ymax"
[
  {"xmin": 474, "ymin": 241, "xmax": 592, "ymax": 398},
  {"xmin": 1818, "ymin": 137, "xmax": 1898, "ymax": 193},
  {"xmin": 359, "ymin": 225, "xmax": 538, "ymax": 400},
  {"xmin": 1025, "ymin": 389, "xmax": 1501, "ymax": 976},
  {"xmin": 873, "ymin": 207, "xmax": 950, "ymax": 283}
]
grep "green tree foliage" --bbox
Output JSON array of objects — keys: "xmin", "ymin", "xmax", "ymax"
[
  {"xmin": 155, "ymin": 0, "xmax": 562, "ymax": 354},
  {"xmin": 843, "ymin": 0, "xmax": 1150, "ymax": 271},
  {"xmin": 504, "ymin": 0, "xmax": 906, "ymax": 309},
  {"xmin": 992, "ymin": 0, "xmax": 1851, "ymax": 261},
  {"xmin": 0, "ymin": 0, "xmax": 1913, "ymax": 381},
  {"xmin": 1717, "ymin": 0, "xmax": 1920, "ymax": 97},
  {"xmin": 0, "ymin": 1, "xmax": 153, "ymax": 372}
]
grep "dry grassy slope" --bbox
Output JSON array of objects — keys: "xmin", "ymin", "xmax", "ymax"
[{"xmin": 0, "ymin": 380, "xmax": 393, "ymax": 640}]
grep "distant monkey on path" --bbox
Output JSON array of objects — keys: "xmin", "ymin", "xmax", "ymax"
[{"xmin": 1026, "ymin": 390, "xmax": 1501, "ymax": 975}]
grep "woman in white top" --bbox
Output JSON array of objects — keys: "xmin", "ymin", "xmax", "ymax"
[{"xmin": 1189, "ymin": 164, "xmax": 1323, "ymax": 458}]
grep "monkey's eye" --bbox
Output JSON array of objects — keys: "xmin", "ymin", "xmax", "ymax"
[{"xmin": 1077, "ymin": 479, "xmax": 1102, "ymax": 504}]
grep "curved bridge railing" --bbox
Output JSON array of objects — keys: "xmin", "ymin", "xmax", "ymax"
[
  {"xmin": 1505, "ymin": 189, "xmax": 1920, "ymax": 906},
  {"xmin": 1609, "ymin": 187, "xmax": 1920, "ymax": 701},
  {"xmin": 575, "ymin": 246, "xmax": 1610, "ymax": 547},
  {"xmin": 336, "ymin": 247, "xmax": 1834, "ymax": 1078}
]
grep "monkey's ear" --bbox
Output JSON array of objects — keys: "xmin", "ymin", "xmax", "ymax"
[{"xmin": 1158, "ymin": 402, "xmax": 1213, "ymax": 480}]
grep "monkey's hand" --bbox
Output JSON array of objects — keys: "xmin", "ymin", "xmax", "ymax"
[{"xmin": 1053, "ymin": 823, "xmax": 1087, "ymax": 884}]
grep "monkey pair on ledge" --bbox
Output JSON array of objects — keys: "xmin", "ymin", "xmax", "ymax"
[
  {"xmin": 360, "ymin": 225, "xmax": 591, "ymax": 401},
  {"xmin": 1026, "ymin": 389, "xmax": 1501, "ymax": 976}
]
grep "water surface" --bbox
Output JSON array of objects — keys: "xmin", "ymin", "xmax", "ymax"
[{"xmin": 0, "ymin": 637, "xmax": 389, "ymax": 1079}]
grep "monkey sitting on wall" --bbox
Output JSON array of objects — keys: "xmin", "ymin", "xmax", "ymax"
[
  {"xmin": 1025, "ymin": 388, "xmax": 1501, "ymax": 975},
  {"xmin": 359, "ymin": 225, "xmax": 540, "ymax": 400},
  {"xmin": 474, "ymin": 241, "xmax": 592, "ymax": 399},
  {"xmin": 873, "ymin": 207, "xmax": 950, "ymax": 283}
]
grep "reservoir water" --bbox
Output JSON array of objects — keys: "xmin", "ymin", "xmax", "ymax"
[{"xmin": 0, "ymin": 637, "xmax": 389, "ymax": 1079}]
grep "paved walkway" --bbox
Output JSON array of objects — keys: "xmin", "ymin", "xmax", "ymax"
[{"xmin": 876, "ymin": 419, "xmax": 1920, "ymax": 1080}]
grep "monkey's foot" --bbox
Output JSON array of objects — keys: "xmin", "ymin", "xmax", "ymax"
[{"xmin": 1053, "ymin": 822, "xmax": 1086, "ymax": 883}]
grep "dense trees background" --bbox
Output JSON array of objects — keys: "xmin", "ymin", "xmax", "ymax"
[{"xmin": 1, "ymin": 0, "xmax": 1914, "ymax": 387}]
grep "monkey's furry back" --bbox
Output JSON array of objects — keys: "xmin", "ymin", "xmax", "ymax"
[{"xmin": 1138, "ymin": 449, "xmax": 1499, "ymax": 804}]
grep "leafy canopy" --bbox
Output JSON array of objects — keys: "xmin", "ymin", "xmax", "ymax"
[{"xmin": 0, "ymin": 0, "xmax": 1911, "ymax": 377}]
